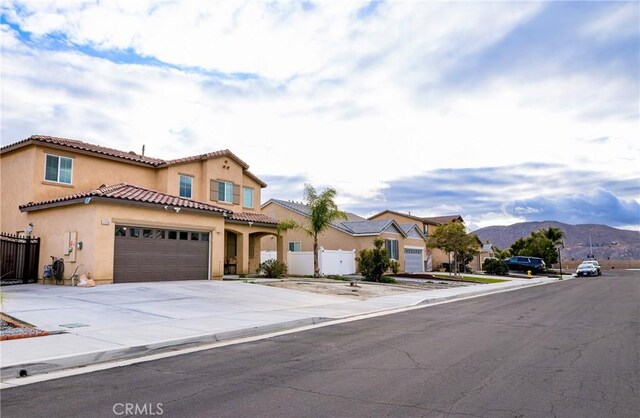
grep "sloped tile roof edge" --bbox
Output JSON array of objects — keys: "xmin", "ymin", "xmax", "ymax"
[
  {"xmin": 2, "ymin": 135, "xmax": 267, "ymax": 186},
  {"xmin": 228, "ymin": 212, "xmax": 278, "ymax": 225},
  {"xmin": 19, "ymin": 183, "xmax": 232, "ymax": 215}
]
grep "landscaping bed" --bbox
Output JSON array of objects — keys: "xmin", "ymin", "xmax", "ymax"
[
  {"xmin": 0, "ymin": 313, "xmax": 48, "ymax": 341},
  {"xmin": 257, "ymin": 277, "xmax": 466, "ymax": 300}
]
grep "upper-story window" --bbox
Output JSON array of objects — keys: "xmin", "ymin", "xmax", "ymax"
[
  {"xmin": 423, "ymin": 225, "xmax": 429, "ymax": 236},
  {"xmin": 243, "ymin": 187, "xmax": 254, "ymax": 208},
  {"xmin": 218, "ymin": 181, "xmax": 233, "ymax": 203},
  {"xmin": 179, "ymin": 175, "xmax": 193, "ymax": 199},
  {"xmin": 45, "ymin": 154, "xmax": 73, "ymax": 184}
]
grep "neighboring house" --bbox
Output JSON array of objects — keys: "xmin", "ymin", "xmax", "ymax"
[
  {"xmin": 368, "ymin": 210, "xmax": 465, "ymax": 271},
  {"xmin": 471, "ymin": 243, "xmax": 495, "ymax": 270},
  {"xmin": 0, "ymin": 135, "xmax": 284, "ymax": 284},
  {"xmin": 261, "ymin": 199, "xmax": 428, "ymax": 273}
]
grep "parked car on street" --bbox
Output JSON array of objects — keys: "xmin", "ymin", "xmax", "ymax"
[
  {"xmin": 576, "ymin": 260, "xmax": 601, "ymax": 277},
  {"xmin": 504, "ymin": 256, "xmax": 546, "ymax": 274}
]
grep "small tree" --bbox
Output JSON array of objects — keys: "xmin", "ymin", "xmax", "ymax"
[
  {"xmin": 426, "ymin": 222, "xmax": 478, "ymax": 277},
  {"xmin": 357, "ymin": 238, "xmax": 391, "ymax": 282}
]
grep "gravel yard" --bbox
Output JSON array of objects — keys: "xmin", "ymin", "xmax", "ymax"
[
  {"xmin": 0, "ymin": 314, "xmax": 48, "ymax": 341},
  {"xmin": 258, "ymin": 277, "xmax": 472, "ymax": 300}
]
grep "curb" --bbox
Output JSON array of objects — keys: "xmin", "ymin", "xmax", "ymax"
[
  {"xmin": 1, "ymin": 277, "xmax": 566, "ymax": 381},
  {"xmin": 0, "ymin": 317, "xmax": 331, "ymax": 379}
]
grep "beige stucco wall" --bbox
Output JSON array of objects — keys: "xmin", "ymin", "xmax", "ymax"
[
  {"xmin": 25, "ymin": 201, "xmax": 227, "ymax": 284},
  {"xmin": 1, "ymin": 146, "xmax": 36, "ymax": 234},
  {"xmin": 158, "ymin": 157, "xmax": 263, "ymax": 213},
  {"xmin": 31, "ymin": 145, "xmax": 157, "ymax": 201}
]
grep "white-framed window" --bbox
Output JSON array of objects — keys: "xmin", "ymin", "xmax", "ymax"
[
  {"xmin": 179, "ymin": 175, "xmax": 193, "ymax": 198},
  {"xmin": 385, "ymin": 239, "xmax": 399, "ymax": 260},
  {"xmin": 423, "ymin": 225, "xmax": 429, "ymax": 236},
  {"xmin": 288, "ymin": 241, "xmax": 302, "ymax": 252},
  {"xmin": 44, "ymin": 154, "xmax": 73, "ymax": 184},
  {"xmin": 218, "ymin": 181, "xmax": 233, "ymax": 203},
  {"xmin": 243, "ymin": 187, "xmax": 254, "ymax": 208}
]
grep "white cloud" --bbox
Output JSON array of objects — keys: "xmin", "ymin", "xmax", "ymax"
[{"xmin": 1, "ymin": 1, "xmax": 638, "ymax": 225}]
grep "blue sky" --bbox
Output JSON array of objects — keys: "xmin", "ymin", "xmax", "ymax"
[{"xmin": 1, "ymin": 1, "xmax": 638, "ymax": 231}]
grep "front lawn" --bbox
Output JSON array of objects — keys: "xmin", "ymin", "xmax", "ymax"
[{"xmin": 431, "ymin": 274, "xmax": 508, "ymax": 284}]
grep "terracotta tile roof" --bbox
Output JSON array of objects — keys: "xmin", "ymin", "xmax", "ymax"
[
  {"xmin": 229, "ymin": 212, "xmax": 278, "ymax": 224},
  {"xmin": 2, "ymin": 135, "xmax": 267, "ymax": 186},
  {"xmin": 370, "ymin": 210, "xmax": 463, "ymax": 225},
  {"xmin": 422, "ymin": 215, "xmax": 464, "ymax": 225},
  {"xmin": 2, "ymin": 135, "xmax": 165, "ymax": 165},
  {"xmin": 163, "ymin": 149, "xmax": 249, "ymax": 169},
  {"xmin": 20, "ymin": 183, "xmax": 231, "ymax": 214}
]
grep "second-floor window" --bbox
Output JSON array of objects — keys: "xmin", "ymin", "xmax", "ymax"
[
  {"xmin": 45, "ymin": 154, "xmax": 73, "ymax": 184},
  {"xmin": 218, "ymin": 181, "xmax": 233, "ymax": 203},
  {"xmin": 243, "ymin": 187, "xmax": 254, "ymax": 208},
  {"xmin": 179, "ymin": 175, "xmax": 193, "ymax": 198},
  {"xmin": 385, "ymin": 239, "xmax": 399, "ymax": 260}
]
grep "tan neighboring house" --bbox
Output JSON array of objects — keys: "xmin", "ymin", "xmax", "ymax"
[
  {"xmin": 261, "ymin": 199, "xmax": 428, "ymax": 273},
  {"xmin": 0, "ymin": 135, "xmax": 284, "ymax": 284},
  {"xmin": 368, "ymin": 210, "xmax": 465, "ymax": 271}
]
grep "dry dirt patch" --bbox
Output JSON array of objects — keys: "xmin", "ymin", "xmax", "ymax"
[{"xmin": 258, "ymin": 278, "xmax": 466, "ymax": 300}]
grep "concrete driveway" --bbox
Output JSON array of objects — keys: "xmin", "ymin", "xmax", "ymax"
[{"xmin": 0, "ymin": 276, "xmax": 561, "ymax": 381}]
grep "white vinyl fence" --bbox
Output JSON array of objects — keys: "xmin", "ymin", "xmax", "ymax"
[
  {"xmin": 260, "ymin": 250, "xmax": 277, "ymax": 264},
  {"xmin": 260, "ymin": 248, "xmax": 356, "ymax": 276}
]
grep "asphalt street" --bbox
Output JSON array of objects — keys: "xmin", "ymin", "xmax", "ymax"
[{"xmin": 1, "ymin": 270, "xmax": 638, "ymax": 418}]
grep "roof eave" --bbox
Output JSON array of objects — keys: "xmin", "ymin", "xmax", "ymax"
[{"xmin": 21, "ymin": 196, "xmax": 230, "ymax": 216}]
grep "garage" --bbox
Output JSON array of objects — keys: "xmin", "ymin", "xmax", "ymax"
[
  {"xmin": 404, "ymin": 247, "xmax": 424, "ymax": 273},
  {"xmin": 114, "ymin": 225, "xmax": 210, "ymax": 283}
]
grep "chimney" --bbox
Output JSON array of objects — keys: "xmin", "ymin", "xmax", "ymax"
[{"xmin": 142, "ymin": 145, "xmax": 145, "ymax": 157}]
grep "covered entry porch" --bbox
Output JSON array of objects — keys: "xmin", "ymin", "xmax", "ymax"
[{"xmin": 223, "ymin": 215, "xmax": 285, "ymax": 276}]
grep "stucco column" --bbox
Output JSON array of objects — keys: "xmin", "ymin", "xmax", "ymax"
[
  {"xmin": 276, "ymin": 234, "xmax": 286, "ymax": 264},
  {"xmin": 211, "ymin": 229, "xmax": 225, "ymax": 278},
  {"xmin": 237, "ymin": 232, "xmax": 249, "ymax": 274}
]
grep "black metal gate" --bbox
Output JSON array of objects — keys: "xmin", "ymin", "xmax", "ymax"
[{"xmin": 1, "ymin": 233, "xmax": 41, "ymax": 285}]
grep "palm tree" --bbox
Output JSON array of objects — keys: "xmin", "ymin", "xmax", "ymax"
[
  {"xmin": 280, "ymin": 184, "xmax": 347, "ymax": 278},
  {"xmin": 541, "ymin": 226, "xmax": 565, "ymax": 246}
]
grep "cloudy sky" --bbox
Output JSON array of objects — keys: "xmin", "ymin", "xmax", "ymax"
[{"xmin": 1, "ymin": 1, "xmax": 638, "ymax": 231}]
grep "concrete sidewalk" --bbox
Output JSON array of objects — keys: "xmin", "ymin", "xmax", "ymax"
[{"xmin": 0, "ymin": 276, "xmax": 567, "ymax": 382}]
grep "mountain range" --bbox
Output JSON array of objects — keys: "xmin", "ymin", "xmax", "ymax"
[{"xmin": 472, "ymin": 221, "xmax": 640, "ymax": 260}]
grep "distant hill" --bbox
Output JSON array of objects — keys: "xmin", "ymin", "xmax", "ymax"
[{"xmin": 472, "ymin": 221, "xmax": 640, "ymax": 260}]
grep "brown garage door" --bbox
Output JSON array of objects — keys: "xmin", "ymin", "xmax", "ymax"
[{"xmin": 114, "ymin": 226, "xmax": 209, "ymax": 283}]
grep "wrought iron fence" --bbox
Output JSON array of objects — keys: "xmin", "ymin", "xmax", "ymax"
[{"xmin": 1, "ymin": 233, "xmax": 40, "ymax": 285}]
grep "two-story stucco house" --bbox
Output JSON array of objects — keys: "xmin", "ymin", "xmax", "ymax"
[
  {"xmin": 0, "ymin": 135, "xmax": 285, "ymax": 284},
  {"xmin": 261, "ymin": 199, "xmax": 428, "ymax": 273}
]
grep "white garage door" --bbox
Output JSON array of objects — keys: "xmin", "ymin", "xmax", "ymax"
[{"xmin": 404, "ymin": 248, "xmax": 424, "ymax": 273}]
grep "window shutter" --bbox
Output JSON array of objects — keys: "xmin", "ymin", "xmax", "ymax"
[
  {"xmin": 210, "ymin": 179, "xmax": 218, "ymax": 201},
  {"xmin": 233, "ymin": 183, "xmax": 241, "ymax": 205}
]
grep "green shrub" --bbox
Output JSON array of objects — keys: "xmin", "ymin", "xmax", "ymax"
[
  {"xmin": 389, "ymin": 260, "xmax": 400, "ymax": 274},
  {"xmin": 379, "ymin": 276, "xmax": 397, "ymax": 284},
  {"xmin": 325, "ymin": 275, "xmax": 349, "ymax": 281},
  {"xmin": 482, "ymin": 258, "xmax": 508, "ymax": 275},
  {"xmin": 258, "ymin": 259, "xmax": 288, "ymax": 278},
  {"xmin": 357, "ymin": 238, "xmax": 391, "ymax": 282}
]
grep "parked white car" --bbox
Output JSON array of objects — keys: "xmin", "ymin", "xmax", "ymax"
[{"xmin": 576, "ymin": 260, "xmax": 601, "ymax": 277}]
